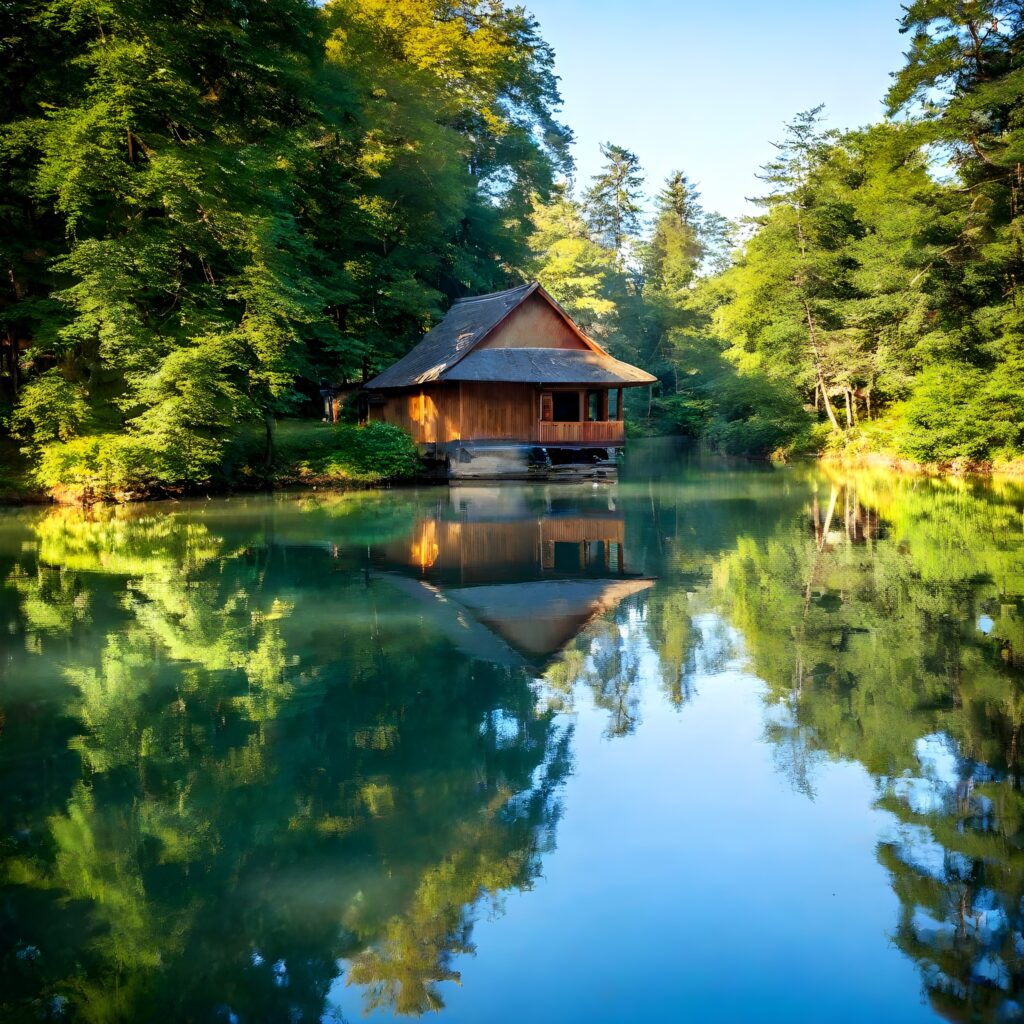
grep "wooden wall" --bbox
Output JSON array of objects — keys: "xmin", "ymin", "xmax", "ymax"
[
  {"xmin": 379, "ymin": 515, "xmax": 626, "ymax": 581},
  {"xmin": 459, "ymin": 383, "xmax": 536, "ymax": 440},
  {"xmin": 372, "ymin": 382, "xmax": 628, "ymax": 444},
  {"xmin": 476, "ymin": 292, "xmax": 587, "ymax": 350},
  {"xmin": 372, "ymin": 384, "xmax": 462, "ymax": 443}
]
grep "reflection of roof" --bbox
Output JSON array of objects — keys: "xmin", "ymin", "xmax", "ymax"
[
  {"xmin": 444, "ymin": 348, "xmax": 655, "ymax": 386},
  {"xmin": 378, "ymin": 574, "xmax": 653, "ymax": 667},
  {"xmin": 364, "ymin": 281, "xmax": 654, "ymax": 390},
  {"xmin": 376, "ymin": 573, "xmax": 527, "ymax": 667},
  {"xmin": 449, "ymin": 579, "xmax": 654, "ymax": 661}
]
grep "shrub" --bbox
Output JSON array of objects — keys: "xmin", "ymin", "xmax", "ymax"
[
  {"xmin": 300, "ymin": 421, "xmax": 420, "ymax": 483},
  {"xmin": 705, "ymin": 373, "xmax": 813, "ymax": 458},
  {"xmin": 36, "ymin": 434, "xmax": 162, "ymax": 502},
  {"xmin": 894, "ymin": 362, "xmax": 1024, "ymax": 463},
  {"xmin": 262, "ymin": 420, "xmax": 420, "ymax": 485}
]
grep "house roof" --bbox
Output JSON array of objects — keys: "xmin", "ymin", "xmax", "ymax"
[
  {"xmin": 444, "ymin": 347, "xmax": 656, "ymax": 385},
  {"xmin": 364, "ymin": 281, "xmax": 656, "ymax": 390}
]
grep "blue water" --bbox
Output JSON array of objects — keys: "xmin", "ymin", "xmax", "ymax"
[{"xmin": 2, "ymin": 445, "xmax": 1022, "ymax": 1022}]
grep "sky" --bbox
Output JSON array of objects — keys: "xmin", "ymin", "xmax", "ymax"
[{"xmin": 523, "ymin": 0, "xmax": 911, "ymax": 220}]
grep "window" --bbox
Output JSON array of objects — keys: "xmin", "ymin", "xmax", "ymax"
[
  {"xmin": 608, "ymin": 389, "xmax": 620, "ymax": 420},
  {"xmin": 551, "ymin": 391, "xmax": 581, "ymax": 422},
  {"xmin": 586, "ymin": 390, "xmax": 605, "ymax": 421}
]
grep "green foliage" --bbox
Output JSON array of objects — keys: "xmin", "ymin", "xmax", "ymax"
[
  {"xmin": 228, "ymin": 419, "xmax": 420, "ymax": 485},
  {"xmin": 0, "ymin": 0, "xmax": 568, "ymax": 499},
  {"xmin": 11, "ymin": 370, "xmax": 90, "ymax": 443},
  {"xmin": 5, "ymin": 0, "xmax": 1024, "ymax": 491},
  {"xmin": 291, "ymin": 421, "xmax": 420, "ymax": 483},
  {"xmin": 893, "ymin": 361, "xmax": 1024, "ymax": 463},
  {"xmin": 35, "ymin": 433, "xmax": 161, "ymax": 501},
  {"xmin": 583, "ymin": 142, "xmax": 644, "ymax": 259},
  {"xmin": 705, "ymin": 373, "xmax": 816, "ymax": 458}
]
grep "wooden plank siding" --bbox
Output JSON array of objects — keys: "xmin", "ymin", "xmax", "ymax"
[
  {"xmin": 475, "ymin": 292, "xmax": 587, "ymax": 351},
  {"xmin": 373, "ymin": 383, "xmax": 628, "ymax": 445},
  {"xmin": 537, "ymin": 420, "xmax": 624, "ymax": 445},
  {"xmin": 540, "ymin": 517, "xmax": 625, "ymax": 544},
  {"xmin": 380, "ymin": 515, "xmax": 626, "ymax": 579},
  {"xmin": 372, "ymin": 384, "xmax": 461, "ymax": 443},
  {"xmin": 458, "ymin": 382, "xmax": 536, "ymax": 441}
]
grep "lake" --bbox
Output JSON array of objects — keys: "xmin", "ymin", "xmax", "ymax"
[{"xmin": 3, "ymin": 441, "xmax": 1024, "ymax": 1023}]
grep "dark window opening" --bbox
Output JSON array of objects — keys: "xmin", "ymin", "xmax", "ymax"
[
  {"xmin": 586, "ymin": 390, "xmax": 604, "ymax": 421},
  {"xmin": 551, "ymin": 391, "xmax": 581, "ymax": 422},
  {"xmin": 608, "ymin": 389, "xmax": 620, "ymax": 420},
  {"xmin": 552, "ymin": 541, "xmax": 583, "ymax": 573}
]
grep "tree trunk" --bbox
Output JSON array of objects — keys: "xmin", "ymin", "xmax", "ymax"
[
  {"xmin": 844, "ymin": 389, "xmax": 853, "ymax": 429},
  {"xmin": 803, "ymin": 300, "xmax": 841, "ymax": 431},
  {"xmin": 263, "ymin": 411, "xmax": 275, "ymax": 470}
]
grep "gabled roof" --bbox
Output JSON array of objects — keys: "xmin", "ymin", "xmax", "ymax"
[
  {"xmin": 364, "ymin": 281, "xmax": 655, "ymax": 390},
  {"xmin": 445, "ymin": 347, "xmax": 656, "ymax": 385}
]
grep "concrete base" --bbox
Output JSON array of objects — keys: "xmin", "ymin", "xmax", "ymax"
[{"xmin": 437, "ymin": 441, "xmax": 618, "ymax": 481}]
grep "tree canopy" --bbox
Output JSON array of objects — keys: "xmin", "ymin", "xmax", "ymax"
[{"xmin": 4, "ymin": 0, "xmax": 1024, "ymax": 496}]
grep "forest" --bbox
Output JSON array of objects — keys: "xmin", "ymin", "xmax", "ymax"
[{"xmin": 2, "ymin": 0, "xmax": 1024, "ymax": 499}]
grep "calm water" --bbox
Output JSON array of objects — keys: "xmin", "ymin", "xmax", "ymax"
[{"xmin": 3, "ymin": 442, "xmax": 1024, "ymax": 1023}]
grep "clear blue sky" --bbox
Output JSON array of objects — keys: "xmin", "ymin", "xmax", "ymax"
[{"xmin": 524, "ymin": 0, "xmax": 910, "ymax": 220}]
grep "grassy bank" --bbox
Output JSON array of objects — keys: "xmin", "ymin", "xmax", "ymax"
[{"xmin": 7, "ymin": 420, "xmax": 421, "ymax": 505}]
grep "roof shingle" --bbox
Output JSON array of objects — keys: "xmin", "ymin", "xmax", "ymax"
[
  {"xmin": 444, "ymin": 347, "xmax": 656, "ymax": 385},
  {"xmin": 363, "ymin": 281, "xmax": 655, "ymax": 390}
]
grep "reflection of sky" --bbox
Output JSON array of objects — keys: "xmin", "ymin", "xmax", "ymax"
[{"xmin": 328, "ymin": 611, "xmax": 934, "ymax": 1024}]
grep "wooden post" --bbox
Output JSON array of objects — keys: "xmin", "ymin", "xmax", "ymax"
[{"xmin": 617, "ymin": 388, "xmax": 624, "ymax": 421}]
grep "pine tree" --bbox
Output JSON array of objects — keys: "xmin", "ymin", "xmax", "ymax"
[
  {"xmin": 645, "ymin": 171, "xmax": 705, "ymax": 294},
  {"xmin": 583, "ymin": 142, "xmax": 644, "ymax": 262}
]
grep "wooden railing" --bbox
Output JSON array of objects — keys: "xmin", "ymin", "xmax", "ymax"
[
  {"xmin": 540, "ymin": 516, "xmax": 625, "ymax": 543},
  {"xmin": 536, "ymin": 420, "xmax": 625, "ymax": 445}
]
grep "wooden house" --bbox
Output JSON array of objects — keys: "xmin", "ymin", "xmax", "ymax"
[{"xmin": 362, "ymin": 281, "xmax": 656, "ymax": 479}]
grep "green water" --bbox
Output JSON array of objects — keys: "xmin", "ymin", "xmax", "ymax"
[{"xmin": 3, "ymin": 442, "xmax": 1024, "ymax": 1023}]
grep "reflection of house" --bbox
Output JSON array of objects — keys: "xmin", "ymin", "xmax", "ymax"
[
  {"xmin": 362, "ymin": 282, "xmax": 656, "ymax": 479},
  {"xmin": 370, "ymin": 498, "xmax": 653, "ymax": 667}
]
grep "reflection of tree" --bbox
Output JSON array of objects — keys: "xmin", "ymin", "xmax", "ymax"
[
  {"xmin": 714, "ymin": 470, "xmax": 1024, "ymax": 1020},
  {"xmin": 347, "ymin": 726, "xmax": 572, "ymax": 1015},
  {"xmin": 1, "ymin": 505, "xmax": 572, "ymax": 1021},
  {"xmin": 539, "ymin": 610, "xmax": 646, "ymax": 738}
]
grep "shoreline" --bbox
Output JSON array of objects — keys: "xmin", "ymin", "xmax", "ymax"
[
  {"xmin": 0, "ymin": 474, "xmax": 416, "ymax": 510},
  {"xmin": 816, "ymin": 449, "xmax": 1024, "ymax": 479},
  {"xmin": 5, "ymin": 446, "xmax": 1024, "ymax": 509}
]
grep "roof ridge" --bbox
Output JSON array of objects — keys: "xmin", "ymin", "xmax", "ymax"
[{"xmin": 452, "ymin": 281, "xmax": 534, "ymax": 304}]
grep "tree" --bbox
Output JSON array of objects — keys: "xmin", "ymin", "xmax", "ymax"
[
  {"xmin": 527, "ymin": 187, "xmax": 623, "ymax": 340},
  {"xmin": 645, "ymin": 171, "xmax": 705, "ymax": 294},
  {"xmin": 584, "ymin": 142, "xmax": 644, "ymax": 262}
]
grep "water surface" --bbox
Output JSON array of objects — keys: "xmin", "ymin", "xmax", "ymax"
[{"xmin": 3, "ymin": 443, "xmax": 1024, "ymax": 1023}]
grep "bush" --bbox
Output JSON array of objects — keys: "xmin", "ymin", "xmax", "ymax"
[
  {"xmin": 894, "ymin": 361, "xmax": 1024, "ymax": 463},
  {"xmin": 649, "ymin": 394, "xmax": 713, "ymax": 436},
  {"xmin": 705, "ymin": 373, "xmax": 814, "ymax": 458},
  {"xmin": 274, "ymin": 420, "xmax": 419, "ymax": 484},
  {"xmin": 306, "ymin": 421, "xmax": 420, "ymax": 482},
  {"xmin": 32, "ymin": 420, "xmax": 420, "ymax": 503},
  {"xmin": 36, "ymin": 434, "xmax": 162, "ymax": 502}
]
